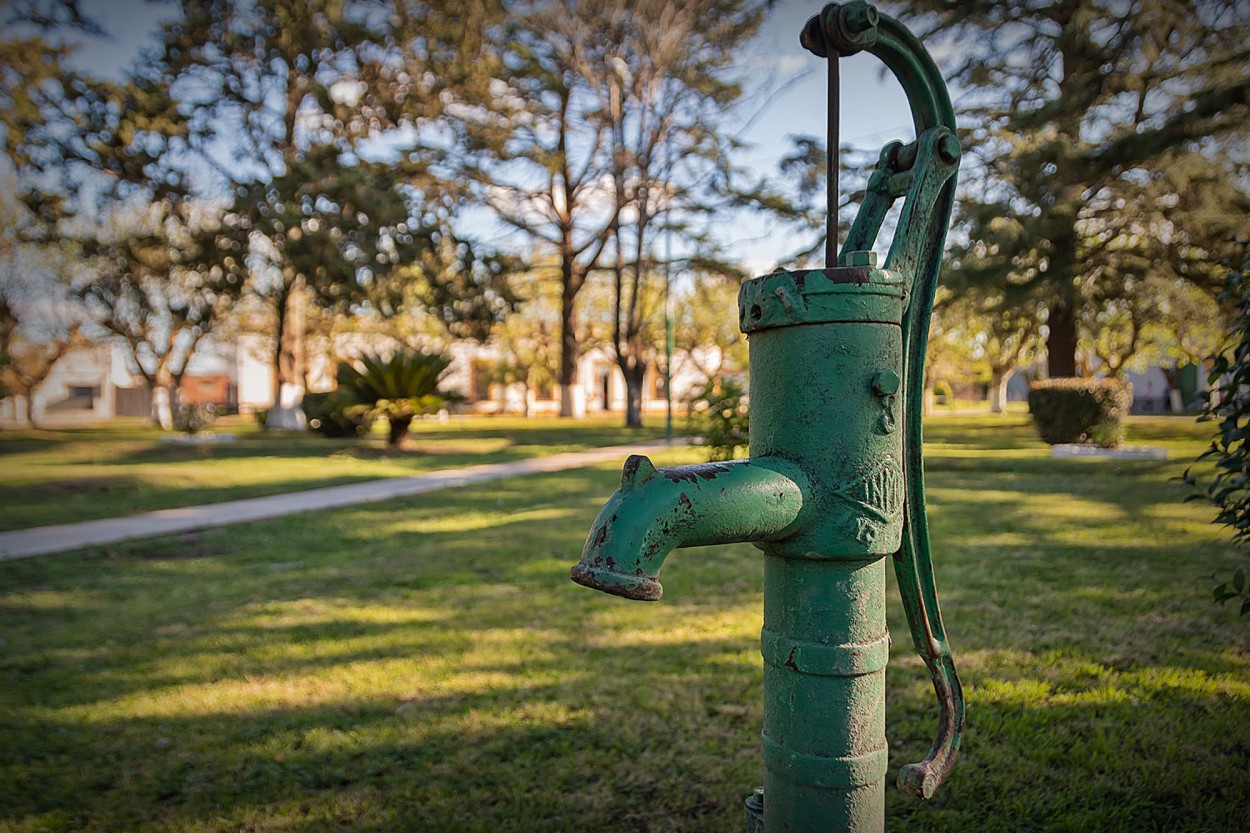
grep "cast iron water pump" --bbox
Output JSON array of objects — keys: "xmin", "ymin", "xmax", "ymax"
[{"xmin": 571, "ymin": 4, "xmax": 963, "ymax": 831}]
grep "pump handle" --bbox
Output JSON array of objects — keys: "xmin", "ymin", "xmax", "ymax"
[{"xmin": 803, "ymin": 1, "xmax": 965, "ymax": 801}]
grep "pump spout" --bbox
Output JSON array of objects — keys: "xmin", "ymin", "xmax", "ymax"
[{"xmin": 571, "ymin": 455, "xmax": 809, "ymax": 601}]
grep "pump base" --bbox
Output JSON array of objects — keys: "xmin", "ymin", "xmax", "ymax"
[{"xmin": 743, "ymin": 786, "xmax": 764, "ymax": 833}]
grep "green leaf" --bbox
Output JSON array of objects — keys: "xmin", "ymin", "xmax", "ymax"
[
  {"xmin": 1241, "ymin": 598, "xmax": 1250, "ymax": 617},
  {"xmin": 1235, "ymin": 569, "xmax": 1246, "ymax": 593}
]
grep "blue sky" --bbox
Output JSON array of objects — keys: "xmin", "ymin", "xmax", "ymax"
[{"xmin": 69, "ymin": 0, "xmax": 920, "ymax": 272}]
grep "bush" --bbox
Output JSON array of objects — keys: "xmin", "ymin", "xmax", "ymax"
[
  {"xmin": 172, "ymin": 403, "xmax": 217, "ymax": 434},
  {"xmin": 303, "ymin": 391, "xmax": 372, "ymax": 439},
  {"xmin": 1027, "ymin": 377, "xmax": 1132, "ymax": 447},
  {"xmin": 336, "ymin": 348, "xmax": 458, "ymax": 449},
  {"xmin": 1182, "ymin": 268, "xmax": 1250, "ymax": 615},
  {"xmin": 687, "ymin": 376, "xmax": 749, "ymax": 462}
]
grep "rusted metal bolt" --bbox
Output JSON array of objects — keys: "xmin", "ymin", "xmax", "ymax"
[
  {"xmin": 847, "ymin": 250, "xmax": 878, "ymax": 267},
  {"xmin": 843, "ymin": 1, "xmax": 880, "ymax": 36},
  {"xmin": 938, "ymin": 133, "xmax": 961, "ymax": 164},
  {"xmin": 801, "ymin": 1, "xmax": 880, "ymax": 57},
  {"xmin": 872, "ymin": 369, "xmax": 900, "ymax": 397}
]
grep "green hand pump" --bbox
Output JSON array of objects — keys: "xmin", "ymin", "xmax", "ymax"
[{"xmin": 571, "ymin": 4, "xmax": 964, "ymax": 830}]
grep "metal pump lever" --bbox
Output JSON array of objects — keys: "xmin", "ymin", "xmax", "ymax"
[{"xmin": 802, "ymin": 1, "xmax": 966, "ymax": 800}]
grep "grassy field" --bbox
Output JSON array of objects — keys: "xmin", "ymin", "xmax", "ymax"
[
  {"xmin": 1, "ymin": 415, "xmax": 1247, "ymax": 832},
  {"xmin": 0, "ymin": 415, "xmax": 671, "ymax": 532}
]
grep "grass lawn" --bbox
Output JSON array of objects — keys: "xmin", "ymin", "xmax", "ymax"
[
  {"xmin": 1, "ymin": 415, "xmax": 1247, "ymax": 832},
  {"xmin": 0, "ymin": 415, "xmax": 672, "ymax": 532}
]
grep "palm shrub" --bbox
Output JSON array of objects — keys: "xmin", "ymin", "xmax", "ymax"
[
  {"xmin": 336, "ymin": 348, "xmax": 457, "ymax": 449},
  {"xmin": 303, "ymin": 391, "xmax": 372, "ymax": 439}
]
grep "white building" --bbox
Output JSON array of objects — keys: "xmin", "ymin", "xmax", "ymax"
[
  {"xmin": 0, "ymin": 341, "xmax": 139, "ymax": 426},
  {"xmin": 1, "ymin": 333, "xmax": 721, "ymax": 426}
]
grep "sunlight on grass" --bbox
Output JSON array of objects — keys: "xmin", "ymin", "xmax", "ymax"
[
  {"xmin": 3, "ymin": 415, "xmax": 1249, "ymax": 832},
  {"xmin": 0, "ymin": 415, "xmax": 671, "ymax": 531},
  {"xmin": 233, "ymin": 599, "xmax": 445, "ymax": 628},
  {"xmin": 378, "ymin": 507, "xmax": 576, "ymax": 536},
  {"xmin": 0, "ymin": 588, "xmax": 103, "ymax": 613}
]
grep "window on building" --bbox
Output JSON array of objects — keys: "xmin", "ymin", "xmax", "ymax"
[{"xmin": 472, "ymin": 363, "xmax": 493, "ymax": 401}]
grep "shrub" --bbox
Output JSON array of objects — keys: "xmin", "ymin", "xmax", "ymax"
[
  {"xmin": 1026, "ymin": 377, "xmax": 1132, "ymax": 447},
  {"xmin": 687, "ymin": 376, "xmax": 749, "ymax": 462},
  {"xmin": 303, "ymin": 391, "xmax": 372, "ymax": 439},
  {"xmin": 336, "ymin": 348, "xmax": 459, "ymax": 449},
  {"xmin": 172, "ymin": 403, "xmax": 217, "ymax": 435},
  {"xmin": 1182, "ymin": 269, "xmax": 1250, "ymax": 615}
]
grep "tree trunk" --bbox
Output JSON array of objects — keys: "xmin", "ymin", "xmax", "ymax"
[
  {"xmin": 521, "ymin": 367, "xmax": 532, "ymax": 419},
  {"xmin": 1046, "ymin": 296, "xmax": 1079, "ymax": 378},
  {"xmin": 622, "ymin": 362, "xmax": 646, "ymax": 428},
  {"xmin": 269, "ymin": 274, "xmax": 307, "ymax": 431},
  {"xmin": 150, "ymin": 385, "xmax": 173, "ymax": 430},
  {"xmin": 387, "ymin": 414, "xmax": 414, "ymax": 449},
  {"xmin": 989, "ymin": 367, "xmax": 1015, "ymax": 414},
  {"xmin": 558, "ymin": 265, "xmax": 584, "ymax": 419},
  {"xmin": 17, "ymin": 394, "xmax": 35, "ymax": 428}
]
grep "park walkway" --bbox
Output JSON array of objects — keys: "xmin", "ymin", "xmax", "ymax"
[{"xmin": 0, "ymin": 439, "xmax": 687, "ymax": 562}]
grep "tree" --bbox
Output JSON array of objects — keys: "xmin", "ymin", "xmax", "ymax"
[
  {"xmin": 147, "ymin": 0, "xmax": 516, "ymax": 428},
  {"xmin": 897, "ymin": 0, "xmax": 1250, "ymax": 378},
  {"xmin": 943, "ymin": 200, "xmax": 1044, "ymax": 412},
  {"xmin": 0, "ymin": 161, "xmax": 83, "ymax": 427},
  {"xmin": 922, "ymin": 289, "xmax": 983, "ymax": 413},
  {"xmin": 452, "ymin": 1, "xmax": 620, "ymax": 418},
  {"xmin": 588, "ymin": 0, "xmax": 766, "ymax": 427},
  {"xmin": 1154, "ymin": 281, "xmax": 1227, "ymax": 411},
  {"xmin": 1, "ymin": 327, "xmax": 84, "ymax": 427},
  {"xmin": 672, "ymin": 269, "xmax": 748, "ymax": 382},
  {"xmin": 6, "ymin": 0, "xmax": 513, "ymax": 430},
  {"xmin": 956, "ymin": 291, "xmax": 1041, "ymax": 414},
  {"xmin": 75, "ymin": 199, "xmax": 241, "ymax": 428},
  {"xmin": 487, "ymin": 264, "xmax": 562, "ymax": 418},
  {"xmin": 0, "ymin": 256, "xmax": 86, "ymax": 429}
]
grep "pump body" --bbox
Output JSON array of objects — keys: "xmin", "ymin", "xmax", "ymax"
[
  {"xmin": 748, "ymin": 266, "xmax": 905, "ymax": 831},
  {"xmin": 570, "ymin": 4, "xmax": 964, "ymax": 832}
]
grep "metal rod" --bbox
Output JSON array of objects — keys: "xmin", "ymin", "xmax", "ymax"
[
  {"xmin": 826, "ymin": 50, "xmax": 840, "ymax": 268},
  {"xmin": 664, "ymin": 218, "xmax": 673, "ymax": 442}
]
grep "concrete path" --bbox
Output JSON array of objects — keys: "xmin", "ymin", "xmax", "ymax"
[{"xmin": 0, "ymin": 440, "xmax": 688, "ymax": 561}]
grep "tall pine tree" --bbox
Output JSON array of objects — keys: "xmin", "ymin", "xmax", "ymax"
[{"xmin": 897, "ymin": 0, "xmax": 1250, "ymax": 376}]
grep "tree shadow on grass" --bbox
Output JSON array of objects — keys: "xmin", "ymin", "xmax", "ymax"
[{"xmin": 2, "ymin": 457, "xmax": 1248, "ymax": 831}]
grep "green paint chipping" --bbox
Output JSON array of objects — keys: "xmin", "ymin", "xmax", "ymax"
[{"xmin": 572, "ymin": 4, "xmax": 967, "ymax": 830}]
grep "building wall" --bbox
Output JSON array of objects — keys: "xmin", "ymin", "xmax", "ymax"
[
  {"xmin": 0, "ymin": 342, "xmax": 136, "ymax": 427},
  {"xmin": 0, "ymin": 331, "xmax": 723, "ymax": 425}
]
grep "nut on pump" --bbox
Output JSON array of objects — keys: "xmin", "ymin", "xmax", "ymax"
[{"xmin": 570, "ymin": 3, "xmax": 964, "ymax": 831}]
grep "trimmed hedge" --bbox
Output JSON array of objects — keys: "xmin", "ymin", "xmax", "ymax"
[{"xmin": 1027, "ymin": 378, "xmax": 1132, "ymax": 447}]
